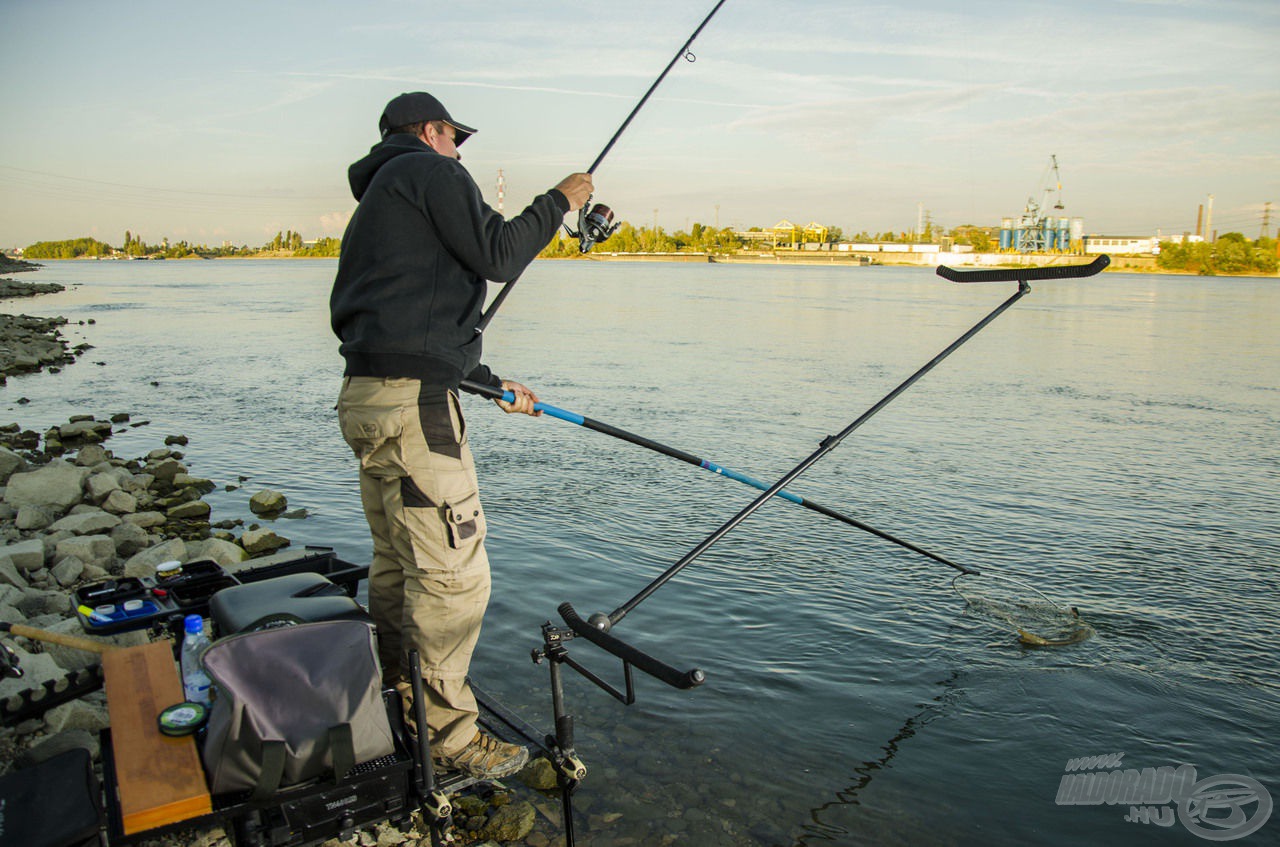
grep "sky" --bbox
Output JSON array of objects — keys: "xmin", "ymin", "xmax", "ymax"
[{"xmin": 1, "ymin": 0, "xmax": 1277, "ymax": 248}]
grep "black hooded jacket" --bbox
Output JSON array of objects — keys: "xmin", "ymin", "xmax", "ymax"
[{"xmin": 330, "ymin": 133, "xmax": 569, "ymax": 388}]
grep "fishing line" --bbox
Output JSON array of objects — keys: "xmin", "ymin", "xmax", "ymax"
[{"xmin": 476, "ymin": 0, "xmax": 729, "ymax": 334}]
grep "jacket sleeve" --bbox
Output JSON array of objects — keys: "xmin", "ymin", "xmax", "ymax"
[
  {"xmin": 462, "ymin": 364, "xmax": 502, "ymax": 392},
  {"xmin": 424, "ymin": 160, "xmax": 570, "ymax": 282}
]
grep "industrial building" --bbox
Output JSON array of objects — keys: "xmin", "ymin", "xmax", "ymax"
[
  {"xmin": 997, "ymin": 155, "xmax": 1087, "ymax": 254},
  {"xmin": 999, "ymin": 216, "xmax": 1085, "ymax": 253}
]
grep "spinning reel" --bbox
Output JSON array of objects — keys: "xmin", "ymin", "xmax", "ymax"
[{"xmin": 564, "ymin": 200, "xmax": 620, "ymax": 253}]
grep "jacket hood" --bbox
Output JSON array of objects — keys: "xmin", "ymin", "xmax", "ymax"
[{"xmin": 347, "ymin": 134, "xmax": 434, "ymax": 201}]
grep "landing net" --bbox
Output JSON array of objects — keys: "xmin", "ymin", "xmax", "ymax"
[{"xmin": 952, "ymin": 572, "xmax": 1093, "ymax": 646}]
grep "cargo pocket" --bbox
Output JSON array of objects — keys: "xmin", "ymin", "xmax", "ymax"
[
  {"xmin": 443, "ymin": 490, "xmax": 486, "ymax": 549},
  {"xmin": 338, "ymin": 407, "xmax": 408, "ymax": 479}
]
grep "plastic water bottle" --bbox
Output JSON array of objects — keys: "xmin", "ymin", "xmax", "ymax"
[{"xmin": 180, "ymin": 614, "xmax": 213, "ymax": 705}]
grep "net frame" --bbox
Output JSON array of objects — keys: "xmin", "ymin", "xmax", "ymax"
[{"xmin": 952, "ymin": 571, "xmax": 1093, "ymax": 646}]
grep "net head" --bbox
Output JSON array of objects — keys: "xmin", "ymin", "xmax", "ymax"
[{"xmin": 953, "ymin": 572, "xmax": 1093, "ymax": 647}]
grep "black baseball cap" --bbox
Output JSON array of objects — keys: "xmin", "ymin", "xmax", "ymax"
[{"xmin": 379, "ymin": 92, "xmax": 476, "ymax": 145}]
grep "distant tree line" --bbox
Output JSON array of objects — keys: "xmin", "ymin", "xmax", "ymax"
[
  {"xmin": 539, "ymin": 220, "xmax": 752, "ymax": 258},
  {"xmin": 28, "ymin": 224, "xmax": 1270, "ymax": 273},
  {"xmin": 22, "ymin": 229, "xmax": 341, "ymax": 259},
  {"xmin": 538, "ymin": 220, "xmax": 999, "ymax": 258},
  {"xmin": 1157, "ymin": 233, "xmax": 1278, "ymax": 275},
  {"xmin": 23, "ymin": 238, "xmax": 114, "ymax": 259}
]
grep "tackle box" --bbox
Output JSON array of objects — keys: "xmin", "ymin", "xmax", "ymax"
[{"xmin": 73, "ymin": 547, "xmax": 363, "ymax": 635}]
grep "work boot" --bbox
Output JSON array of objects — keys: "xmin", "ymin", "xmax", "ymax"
[{"xmin": 433, "ymin": 730, "xmax": 529, "ymax": 780}]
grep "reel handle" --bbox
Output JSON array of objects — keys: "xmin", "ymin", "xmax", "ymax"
[{"xmin": 558, "ymin": 603, "xmax": 705, "ymax": 691}]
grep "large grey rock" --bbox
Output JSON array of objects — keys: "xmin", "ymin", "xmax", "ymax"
[
  {"xmin": 104, "ymin": 467, "xmax": 145, "ymax": 493},
  {"xmin": 0, "ymin": 556, "xmax": 28, "ymax": 589},
  {"xmin": 3, "ymin": 460, "xmax": 89, "ymax": 510},
  {"xmin": 58, "ymin": 419, "xmax": 112, "ymax": 441},
  {"xmin": 240, "ymin": 527, "xmax": 289, "ymax": 554},
  {"xmin": 19, "ymin": 587, "xmax": 71, "ymax": 617},
  {"xmin": 249, "ymin": 489, "xmax": 288, "ymax": 514},
  {"xmin": 110, "ymin": 522, "xmax": 150, "ymax": 557},
  {"xmin": 0, "ymin": 583, "xmax": 22, "ymax": 607},
  {"xmin": 41, "ymin": 530, "xmax": 74, "ymax": 559},
  {"xmin": 0, "ymin": 538, "xmax": 46, "ymax": 571},
  {"xmin": 174, "ymin": 473, "xmax": 216, "ymax": 494},
  {"xmin": 0, "ymin": 446, "xmax": 26, "ymax": 482},
  {"xmin": 122, "ymin": 510, "xmax": 166, "ymax": 529},
  {"xmin": 149, "ymin": 458, "xmax": 185, "ymax": 483},
  {"xmin": 74, "ymin": 444, "xmax": 109, "ymax": 467},
  {"xmin": 54, "ymin": 535, "xmax": 115, "ymax": 568},
  {"xmin": 45, "ymin": 698, "xmax": 110, "ymax": 734},
  {"xmin": 167, "ymin": 500, "xmax": 210, "ymax": 520},
  {"xmin": 101, "ymin": 489, "xmax": 137, "ymax": 514},
  {"xmin": 51, "ymin": 555, "xmax": 85, "ymax": 586},
  {"xmin": 478, "ymin": 802, "xmax": 537, "ymax": 842},
  {"xmin": 85, "ymin": 472, "xmax": 121, "ymax": 502},
  {"xmin": 80, "ymin": 562, "xmax": 111, "ymax": 583},
  {"xmin": 7, "ymin": 540, "xmax": 46, "ymax": 573},
  {"xmin": 49, "ymin": 509, "xmax": 121, "ymax": 535},
  {"xmin": 186, "ymin": 537, "xmax": 249, "ymax": 567},
  {"xmin": 122, "ymin": 538, "xmax": 187, "ymax": 578},
  {"xmin": 518, "ymin": 757, "xmax": 559, "ymax": 790},
  {"xmin": 15, "ymin": 504, "xmax": 54, "ymax": 530}
]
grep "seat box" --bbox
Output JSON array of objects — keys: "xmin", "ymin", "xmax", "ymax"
[{"xmin": 210, "ymin": 572, "xmax": 371, "ymax": 635}]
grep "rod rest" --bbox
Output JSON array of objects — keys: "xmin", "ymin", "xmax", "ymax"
[
  {"xmin": 937, "ymin": 254, "xmax": 1109, "ymax": 283},
  {"xmin": 558, "ymin": 603, "xmax": 705, "ymax": 690}
]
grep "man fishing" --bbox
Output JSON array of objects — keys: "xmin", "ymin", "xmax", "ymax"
[{"xmin": 330, "ymin": 91, "xmax": 592, "ymax": 779}]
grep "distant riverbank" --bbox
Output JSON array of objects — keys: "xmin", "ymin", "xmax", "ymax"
[
  {"xmin": 575, "ymin": 250, "xmax": 1280, "ymax": 276},
  {"xmin": 15, "ymin": 250, "xmax": 1277, "ymax": 278}
]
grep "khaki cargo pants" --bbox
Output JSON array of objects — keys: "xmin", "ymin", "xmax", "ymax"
[{"xmin": 336, "ymin": 376, "xmax": 490, "ymax": 757}]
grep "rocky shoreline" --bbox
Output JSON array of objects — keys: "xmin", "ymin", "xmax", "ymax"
[
  {"xmin": 0, "ymin": 258, "xmax": 88, "ymax": 383},
  {"xmin": 0, "ymin": 272, "xmax": 562, "ymax": 847}
]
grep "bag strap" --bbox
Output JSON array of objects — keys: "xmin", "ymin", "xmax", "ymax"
[
  {"xmin": 252, "ymin": 739, "xmax": 287, "ymax": 801},
  {"xmin": 328, "ymin": 723, "xmax": 355, "ymax": 782}
]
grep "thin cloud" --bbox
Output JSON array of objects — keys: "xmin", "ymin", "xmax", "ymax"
[{"xmin": 280, "ymin": 69, "xmax": 759, "ymax": 110}]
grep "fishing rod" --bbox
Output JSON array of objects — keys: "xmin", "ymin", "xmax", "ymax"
[
  {"xmin": 475, "ymin": 0, "xmax": 729, "ymax": 335},
  {"xmin": 536, "ymin": 256, "xmax": 1110, "ymax": 698},
  {"xmin": 461, "ymin": 379, "xmax": 979, "ymax": 576}
]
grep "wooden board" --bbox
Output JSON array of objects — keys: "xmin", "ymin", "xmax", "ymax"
[{"xmin": 103, "ymin": 639, "xmax": 212, "ymax": 834}]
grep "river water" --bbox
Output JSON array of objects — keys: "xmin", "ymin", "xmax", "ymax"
[{"xmin": 3, "ymin": 259, "xmax": 1276, "ymax": 846}]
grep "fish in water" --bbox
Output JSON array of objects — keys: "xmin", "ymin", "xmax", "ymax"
[{"xmin": 1017, "ymin": 624, "xmax": 1094, "ymax": 647}]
